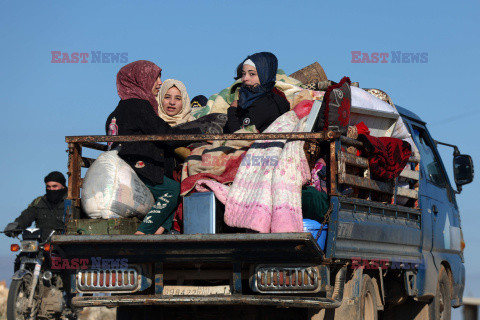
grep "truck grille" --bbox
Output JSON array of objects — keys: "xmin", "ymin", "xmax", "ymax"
[
  {"xmin": 253, "ymin": 265, "xmax": 320, "ymax": 293},
  {"xmin": 77, "ymin": 268, "xmax": 139, "ymax": 292}
]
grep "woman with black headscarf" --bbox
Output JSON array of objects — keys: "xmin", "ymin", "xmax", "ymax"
[
  {"xmin": 106, "ymin": 60, "xmax": 200, "ymax": 235},
  {"xmin": 224, "ymin": 52, "xmax": 290, "ymax": 133}
]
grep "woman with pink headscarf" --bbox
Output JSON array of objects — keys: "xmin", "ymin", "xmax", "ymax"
[{"xmin": 106, "ymin": 60, "xmax": 200, "ymax": 235}]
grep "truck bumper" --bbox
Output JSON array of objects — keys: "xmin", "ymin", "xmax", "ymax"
[
  {"xmin": 72, "ymin": 294, "xmax": 342, "ymax": 309},
  {"xmin": 71, "ymin": 267, "xmax": 347, "ymax": 310}
]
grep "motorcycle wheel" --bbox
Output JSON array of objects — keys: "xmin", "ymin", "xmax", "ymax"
[{"xmin": 7, "ymin": 274, "xmax": 39, "ymax": 320}]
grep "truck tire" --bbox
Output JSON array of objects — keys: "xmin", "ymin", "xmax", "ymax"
[
  {"xmin": 316, "ymin": 273, "xmax": 378, "ymax": 320},
  {"xmin": 360, "ymin": 275, "xmax": 378, "ymax": 320},
  {"xmin": 429, "ymin": 266, "xmax": 451, "ymax": 320},
  {"xmin": 381, "ymin": 267, "xmax": 452, "ymax": 320}
]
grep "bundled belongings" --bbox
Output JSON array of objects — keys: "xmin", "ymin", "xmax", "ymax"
[
  {"xmin": 350, "ymin": 86, "xmax": 416, "ymax": 152},
  {"xmin": 191, "ymin": 98, "xmax": 327, "ymax": 234},
  {"xmin": 357, "ymin": 133, "xmax": 412, "ymax": 181},
  {"xmin": 313, "ymin": 77, "xmax": 352, "ymax": 134},
  {"xmin": 180, "ymin": 126, "xmax": 257, "ymax": 196},
  {"xmin": 81, "ymin": 150, "xmax": 155, "ymax": 219},
  {"xmin": 346, "ymin": 87, "xmax": 416, "ymax": 181},
  {"xmin": 186, "ymin": 110, "xmax": 311, "ymax": 233}
]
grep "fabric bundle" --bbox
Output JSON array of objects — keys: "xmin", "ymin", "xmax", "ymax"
[
  {"xmin": 180, "ymin": 127, "xmax": 257, "ymax": 196},
  {"xmin": 81, "ymin": 150, "xmax": 154, "ymax": 219},
  {"xmin": 314, "ymin": 77, "xmax": 352, "ymax": 133},
  {"xmin": 358, "ymin": 134, "xmax": 412, "ymax": 180},
  {"xmin": 224, "ymin": 111, "xmax": 310, "ymax": 233},
  {"xmin": 270, "ymin": 117, "xmax": 311, "ymax": 232}
]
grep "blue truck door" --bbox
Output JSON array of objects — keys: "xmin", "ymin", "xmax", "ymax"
[
  {"xmin": 410, "ymin": 125, "xmax": 461, "ymax": 257},
  {"xmin": 409, "ymin": 124, "xmax": 464, "ymax": 303}
]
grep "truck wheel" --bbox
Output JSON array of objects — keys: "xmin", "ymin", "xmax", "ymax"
[
  {"xmin": 7, "ymin": 274, "xmax": 36, "ymax": 320},
  {"xmin": 429, "ymin": 267, "xmax": 451, "ymax": 320},
  {"xmin": 360, "ymin": 275, "xmax": 378, "ymax": 320},
  {"xmin": 314, "ymin": 273, "xmax": 378, "ymax": 320}
]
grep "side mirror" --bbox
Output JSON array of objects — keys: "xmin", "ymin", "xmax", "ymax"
[{"xmin": 453, "ymin": 154, "xmax": 474, "ymax": 187}]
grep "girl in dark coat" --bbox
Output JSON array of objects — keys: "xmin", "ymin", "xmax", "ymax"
[
  {"xmin": 224, "ymin": 52, "xmax": 290, "ymax": 133},
  {"xmin": 106, "ymin": 60, "xmax": 200, "ymax": 234}
]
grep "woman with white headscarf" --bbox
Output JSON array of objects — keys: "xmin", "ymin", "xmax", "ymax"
[
  {"xmin": 156, "ymin": 79, "xmax": 228, "ymax": 139},
  {"xmin": 157, "ymin": 79, "xmax": 193, "ymax": 126}
]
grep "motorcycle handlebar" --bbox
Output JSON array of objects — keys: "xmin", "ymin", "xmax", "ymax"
[{"xmin": 1, "ymin": 229, "xmax": 55, "ymax": 243}]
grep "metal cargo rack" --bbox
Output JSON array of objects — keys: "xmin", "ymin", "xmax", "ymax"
[{"xmin": 64, "ymin": 129, "xmax": 420, "ymax": 225}]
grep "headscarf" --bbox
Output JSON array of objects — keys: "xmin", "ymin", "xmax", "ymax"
[
  {"xmin": 238, "ymin": 52, "xmax": 278, "ymax": 110},
  {"xmin": 116, "ymin": 60, "xmax": 162, "ymax": 115},
  {"xmin": 156, "ymin": 79, "xmax": 192, "ymax": 126}
]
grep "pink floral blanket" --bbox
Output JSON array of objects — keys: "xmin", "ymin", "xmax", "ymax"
[{"xmin": 223, "ymin": 111, "xmax": 311, "ymax": 233}]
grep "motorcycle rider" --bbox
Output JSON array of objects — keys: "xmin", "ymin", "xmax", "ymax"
[{"xmin": 3, "ymin": 171, "xmax": 68, "ymax": 241}]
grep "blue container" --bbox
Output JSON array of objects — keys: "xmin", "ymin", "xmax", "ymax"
[
  {"xmin": 183, "ymin": 192, "xmax": 216, "ymax": 234},
  {"xmin": 303, "ymin": 219, "xmax": 328, "ymax": 251}
]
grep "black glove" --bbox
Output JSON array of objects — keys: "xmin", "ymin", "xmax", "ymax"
[{"xmin": 4, "ymin": 222, "xmax": 19, "ymax": 237}]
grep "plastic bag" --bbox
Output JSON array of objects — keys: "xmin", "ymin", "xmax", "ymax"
[{"xmin": 81, "ymin": 150, "xmax": 154, "ymax": 219}]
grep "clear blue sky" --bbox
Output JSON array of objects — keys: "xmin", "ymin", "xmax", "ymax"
[{"xmin": 0, "ymin": 0, "xmax": 479, "ymax": 316}]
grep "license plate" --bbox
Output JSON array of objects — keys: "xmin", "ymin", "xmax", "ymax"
[{"xmin": 162, "ymin": 285, "xmax": 231, "ymax": 296}]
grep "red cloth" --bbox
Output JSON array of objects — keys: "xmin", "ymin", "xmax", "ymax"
[
  {"xmin": 321, "ymin": 76, "xmax": 351, "ymax": 131},
  {"xmin": 358, "ymin": 134, "xmax": 412, "ymax": 180},
  {"xmin": 356, "ymin": 121, "xmax": 370, "ymax": 135},
  {"xmin": 116, "ymin": 60, "xmax": 162, "ymax": 115},
  {"xmin": 293, "ymin": 100, "xmax": 314, "ymax": 119},
  {"xmin": 181, "ymin": 155, "xmax": 244, "ymax": 195},
  {"xmin": 172, "ymin": 202, "xmax": 183, "ymax": 233}
]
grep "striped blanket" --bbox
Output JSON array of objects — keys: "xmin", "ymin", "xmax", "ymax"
[{"xmin": 180, "ymin": 127, "xmax": 257, "ymax": 196}]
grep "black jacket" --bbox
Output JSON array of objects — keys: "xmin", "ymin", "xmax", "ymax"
[
  {"xmin": 106, "ymin": 99, "xmax": 200, "ymax": 184},
  {"xmin": 15, "ymin": 195, "xmax": 66, "ymax": 241},
  {"xmin": 224, "ymin": 91, "xmax": 290, "ymax": 133}
]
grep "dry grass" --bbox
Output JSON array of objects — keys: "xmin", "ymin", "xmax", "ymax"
[
  {"xmin": 0, "ymin": 281, "xmax": 8, "ymax": 319},
  {"xmin": 78, "ymin": 306, "xmax": 117, "ymax": 320}
]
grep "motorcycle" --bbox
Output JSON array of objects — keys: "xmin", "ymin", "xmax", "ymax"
[{"xmin": 4, "ymin": 227, "xmax": 78, "ymax": 320}]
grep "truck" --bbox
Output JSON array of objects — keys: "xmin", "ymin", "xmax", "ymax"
[{"xmin": 33, "ymin": 91, "xmax": 473, "ymax": 320}]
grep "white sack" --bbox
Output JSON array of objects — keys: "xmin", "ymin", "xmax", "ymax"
[{"xmin": 81, "ymin": 150, "xmax": 154, "ymax": 219}]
